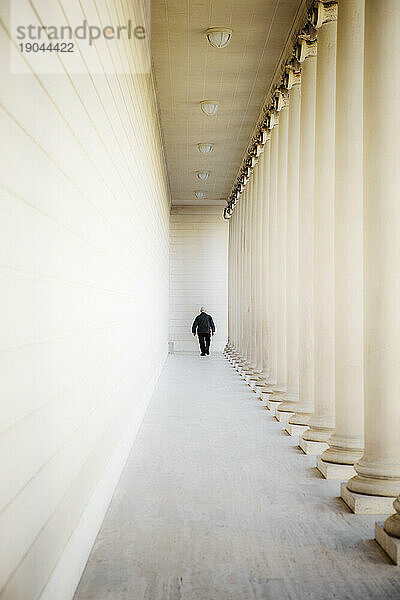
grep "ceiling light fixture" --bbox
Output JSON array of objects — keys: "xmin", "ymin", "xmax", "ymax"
[
  {"xmin": 196, "ymin": 170, "xmax": 210, "ymax": 181},
  {"xmin": 206, "ymin": 27, "xmax": 233, "ymax": 49},
  {"xmin": 200, "ymin": 100, "xmax": 219, "ymax": 116},
  {"xmin": 195, "ymin": 191, "xmax": 207, "ymax": 199},
  {"xmin": 197, "ymin": 143, "xmax": 214, "ymax": 154}
]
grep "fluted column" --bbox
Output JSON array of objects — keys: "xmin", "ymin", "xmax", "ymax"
[
  {"xmin": 233, "ymin": 206, "xmax": 239, "ymax": 354},
  {"xmin": 247, "ymin": 175, "xmax": 257, "ymax": 370},
  {"xmin": 237, "ymin": 188, "xmax": 246, "ymax": 363},
  {"xmin": 245, "ymin": 180, "xmax": 255, "ymax": 371},
  {"xmin": 260, "ymin": 135, "xmax": 271, "ymax": 383},
  {"xmin": 229, "ymin": 207, "xmax": 238, "ymax": 356},
  {"xmin": 250, "ymin": 162, "xmax": 261, "ymax": 373},
  {"xmin": 231, "ymin": 198, "xmax": 239, "ymax": 360},
  {"xmin": 227, "ymin": 212, "xmax": 233, "ymax": 352},
  {"xmin": 344, "ymin": 0, "xmax": 400, "ymax": 510},
  {"xmin": 242, "ymin": 184, "xmax": 252, "ymax": 368},
  {"xmin": 278, "ymin": 70, "xmax": 301, "ymax": 414},
  {"xmin": 302, "ymin": 1, "xmax": 337, "ymax": 447},
  {"xmin": 318, "ymin": 0, "xmax": 364, "ymax": 479},
  {"xmin": 289, "ymin": 34, "xmax": 317, "ymax": 429},
  {"xmin": 255, "ymin": 148, "xmax": 266, "ymax": 378},
  {"xmin": 271, "ymin": 92, "xmax": 289, "ymax": 398},
  {"xmin": 234, "ymin": 200, "xmax": 241, "ymax": 358},
  {"xmin": 263, "ymin": 120, "xmax": 279, "ymax": 390}
]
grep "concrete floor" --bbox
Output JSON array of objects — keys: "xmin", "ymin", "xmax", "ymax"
[{"xmin": 74, "ymin": 355, "xmax": 400, "ymax": 600}]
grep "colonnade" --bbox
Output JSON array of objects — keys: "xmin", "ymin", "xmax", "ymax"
[{"xmin": 224, "ymin": 0, "xmax": 400, "ymax": 565}]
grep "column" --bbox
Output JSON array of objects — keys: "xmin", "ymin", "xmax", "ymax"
[
  {"xmin": 300, "ymin": 0, "xmax": 337, "ymax": 454},
  {"xmin": 254, "ymin": 147, "xmax": 266, "ymax": 384},
  {"xmin": 229, "ymin": 200, "xmax": 238, "ymax": 359},
  {"xmin": 235, "ymin": 195, "xmax": 242, "ymax": 362},
  {"xmin": 317, "ymin": 0, "xmax": 365, "ymax": 479},
  {"xmin": 250, "ymin": 162, "xmax": 261, "ymax": 374},
  {"xmin": 237, "ymin": 193, "xmax": 246, "ymax": 370},
  {"xmin": 262, "ymin": 117, "xmax": 279, "ymax": 397},
  {"xmin": 243, "ymin": 183, "xmax": 253, "ymax": 372},
  {"xmin": 233, "ymin": 200, "xmax": 240, "ymax": 359},
  {"xmin": 227, "ymin": 206, "xmax": 238, "ymax": 358},
  {"xmin": 245, "ymin": 165, "xmax": 262, "ymax": 386},
  {"xmin": 246, "ymin": 174, "xmax": 254, "ymax": 370},
  {"xmin": 343, "ymin": 0, "xmax": 400, "ymax": 522},
  {"xmin": 277, "ymin": 67, "xmax": 301, "ymax": 422},
  {"xmin": 270, "ymin": 90, "xmax": 289, "ymax": 401},
  {"xmin": 226, "ymin": 210, "xmax": 233, "ymax": 353},
  {"xmin": 288, "ymin": 33, "xmax": 317, "ymax": 434},
  {"xmin": 240, "ymin": 185, "xmax": 248, "ymax": 366},
  {"xmin": 259, "ymin": 134, "xmax": 271, "ymax": 389}
]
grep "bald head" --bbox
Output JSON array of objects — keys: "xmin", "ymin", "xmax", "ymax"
[{"xmin": 200, "ymin": 307, "xmax": 206, "ymax": 313}]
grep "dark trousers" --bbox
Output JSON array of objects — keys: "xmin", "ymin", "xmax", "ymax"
[{"xmin": 198, "ymin": 332, "xmax": 211, "ymax": 355}]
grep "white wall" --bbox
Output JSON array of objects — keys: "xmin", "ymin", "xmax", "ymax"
[
  {"xmin": 169, "ymin": 206, "xmax": 228, "ymax": 353},
  {"xmin": 0, "ymin": 2, "xmax": 170, "ymax": 599}
]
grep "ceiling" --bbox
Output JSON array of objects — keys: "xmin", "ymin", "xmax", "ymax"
[{"xmin": 151, "ymin": 0, "xmax": 303, "ymax": 206}]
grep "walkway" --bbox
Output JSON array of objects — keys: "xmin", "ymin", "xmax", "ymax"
[{"xmin": 74, "ymin": 355, "xmax": 400, "ymax": 600}]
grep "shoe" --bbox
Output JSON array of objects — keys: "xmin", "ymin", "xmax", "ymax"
[{"xmin": 201, "ymin": 353, "xmax": 206, "ymax": 356}]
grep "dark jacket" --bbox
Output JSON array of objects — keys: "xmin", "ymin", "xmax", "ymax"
[{"xmin": 192, "ymin": 313, "xmax": 215, "ymax": 335}]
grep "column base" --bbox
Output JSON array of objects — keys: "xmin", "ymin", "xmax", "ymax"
[
  {"xmin": 285, "ymin": 423, "xmax": 309, "ymax": 437},
  {"xmin": 302, "ymin": 426, "xmax": 334, "ymax": 444},
  {"xmin": 255, "ymin": 384, "xmax": 266, "ymax": 400},
  {"xmin": 277, "ymin": 400, "xmax": 299, "ymax": 413},
  {"xmin": 375, "ymin": 523, "xmax": 400, "ymax": 565},
  {"xmin": 245, "ymin": 375, "xmax": 259, "ymax": 386},
  {"xmin": 261, "ymin": 390, "xmax": 274, "ymax": 405},
  {"xmin": 321, "ymin": 445, "xmax": 363, "ymax": 466},
  {"xmin": 340, "ymin": 482, "xmax": 397, "ymax": 515},
  {"xmin": 299, "ymin": 436, "xmax": 329, "ymax": 456},
  {"xmin": 266, "ymin": 398, "xmax": 282, "ymax": 416},
  {"xmin": 316, "ymin": 457, "xmax": 356, "ymax": 480},
  {"xmin": 347, "ymin": 473, "xmax": 400, "ymax": 498},
  {"xmin": 249, "ymin": 376, "xmax": 263, "ymax": 390},
  {"xmin": 261, "ymin": 386, "xmax": 274, "ymax": 395},
  {"xmin": 247, "ymin": 380, "xmax": 259, "ymax": 392},
  {"xmin": 241, "ymin": 372, "xmax": 253, "ymax": 381},
  {"xmin": 276, "ymin": 410, "xmax": 295, "ymax": 425},
  {"xmin": 289, "ymin": 412, "xmax": 313, "ymax": 426}
]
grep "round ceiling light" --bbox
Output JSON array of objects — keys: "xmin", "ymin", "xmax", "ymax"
[
  {"xmin": 197, "ymin": 143, "xmax": 214, "ymax": 154},
  {"xmin": 200, "ymin": 100, "xmax": 219, "ymax": 116},
  {"xmin": 196, "ymin": 170, "xmax": 210, "ymax": 181},
  {"xmin": 195, "ymin": 191, "xmax": 207, "ymax": 199},
  {"xmin": 206, "ymin": 27, "xmax": 233, "ymax": 49}
]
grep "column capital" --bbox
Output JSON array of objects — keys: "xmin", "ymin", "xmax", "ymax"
[
  {"xmin": 295, "ymin": 37, "xmax": 317, "ymax": 63},
  {"xmin": 265, "ymin": 108, "xmax": 279, "ymax": 129},
  {"xmin": 260, "ymin": 128, "xmax": 271, "ymax": 144},
  {"xmin": 283, "ymin": 62, "xmax": 301, "ymax": 89},
  {"xmin": 310, "ymin": 1, "xmax": 338, "ymax": 30},
  {"xmin": 274, "ymin": 87, "xmax": 289, "ymax": 112}
]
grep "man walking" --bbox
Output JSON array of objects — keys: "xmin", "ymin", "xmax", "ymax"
[{"xmin": 192, "ymin": 307, "xmax": 215, "ymax": 356}]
